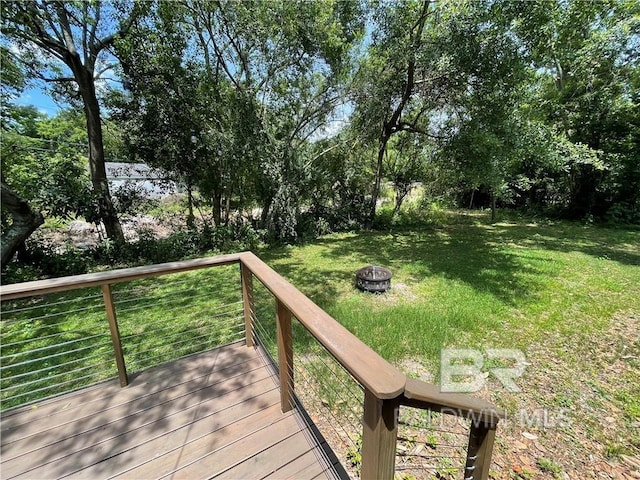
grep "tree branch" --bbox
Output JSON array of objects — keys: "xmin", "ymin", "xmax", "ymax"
[
  {"xmin": 217, "ymin": 4, "xmax": 251, "ymax": 86},
  {"xmin": 39, "ymin": 74, "xmax": 76, "ymax": 83},
  {"xmin": 93, "ymin": 3, "xmax": 141, "ymax": 57},
  {"xmin": 53, "ymin": 2, "xmax": 78, "ymax": 56}
]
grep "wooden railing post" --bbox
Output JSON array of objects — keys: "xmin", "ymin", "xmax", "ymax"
[
  {"xmin": 240, "ymin": 262, "xmax": 254, "ymax": 347},
  {"xmin": 361, "ymin": 389, "xmax": 399, "ymax": 480},
  {"xmin": 276, "ymin": 299, "xmax": 294, "ymax": 412},
  {"xmin": 102, "ymin": 284, "xmax": 128, "ymax": 387},
  {"xmin": 464, "ymin": 420, "xmax": 497, "ymax": 480}
]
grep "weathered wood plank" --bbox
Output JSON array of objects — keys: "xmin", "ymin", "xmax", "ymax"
[
  {"xmin": 67, "ymin": 392, "xmax": 282, "ymax": 479},
  {"xmin": 276, "ymin": 299, "xmax": 294, "ymax": 413},
  {"xmin": 1, "ymin": 344, "xmax": 342, "ymax": 480},
  {"xmin": 465, "ymin": 421, "xmax": 498, "ymax": 480},
  {"xmin": 260, "ymin": 449, "xmax": 328, "ymax": 480},
  {"xmin": 1, "ymin": 341, "xmax": 248, "ymax": 429},
  {"xmin": 403, "ymin": 377, "xmax": 505, "ymax": 422},
  {"xmin": 216, "ymin": 430, "xmax": 316, "ymax": 479},
  {"xmin": 101, "ymin": 284, "xmax": 128, "ymax": 387},
  {"xmin": 361, "ymin": 389, "xmax": 399, "ymax": 480},
  {"xmin": 155, "ymin": 412, "xmax": 302, "ymax": 479},
  {"xmin": 3, "ymin": 374, "xmax": 277, "ymax": 478},
  {"xmin": 241, "ymin": 262, "xmax": 255, "ymax": 347}
]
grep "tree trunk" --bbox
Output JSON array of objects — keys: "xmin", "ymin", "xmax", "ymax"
[
  {"xmin": 260, "ymin": 196, "xmax": 273, "ymax": 228},
  {"xmin": 491, "ymin": 192, "xmax": 496, "ymax": 222},
  {"xmin": 212, "ymin": 191, "xmax": 222, "ymax": 226},
  {"xmin": 366, "ymin": 1, "xmax": 431, "ymax": 228},
  {"xmin": 224, "ymin": 186, "xmax": 232, "ymax": 226},
  {"xmin": 75, "ymin": 63, "xmax": 125, "ymax": 243},
  {"xmin": 1, "ymin": 182, "xmax": 44, "ymax": 269},
  {"xmin": 187, "ymin": 184, "xmax": 195, "ymax": 228},
  {"xmin": 367, "ymin": 139, "xmax": 389, "ymax": 227}
]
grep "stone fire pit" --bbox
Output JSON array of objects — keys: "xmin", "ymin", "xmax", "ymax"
[{"xmin": 355, "ymin": 265, "xmax": 392, "ymax": 293}]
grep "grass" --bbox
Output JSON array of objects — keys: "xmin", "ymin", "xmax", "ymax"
[
  {"xmin": 259, "ymin": 210, "xmax": 639, "ymax": 363},
  {"xmin": 2, "ymin": 207, "xmax": 638, "ymax": 476},
  {"xmin": 256, "ymin": 208, "xmax": 639, "ymax": 476}
]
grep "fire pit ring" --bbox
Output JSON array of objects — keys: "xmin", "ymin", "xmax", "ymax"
[{"xmin": 355, "ymin": 265, "xmax": 392, "ymax": 293}]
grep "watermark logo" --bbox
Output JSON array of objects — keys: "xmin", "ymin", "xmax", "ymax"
[{"xmin": 440, "ymin": 348, "xmax": 527, "ymax": 393}]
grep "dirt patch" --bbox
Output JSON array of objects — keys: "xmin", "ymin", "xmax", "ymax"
[
  {"xmin": 368, "ymin": 282, "xmax": 418, "ymax": 307},
  {"xmin": 34, "ymin": 215, "xmax": 177, "ymax": 250},
  {"xmin": 393, "ymin": 313, "xmax": 640, "ymax": 479}
]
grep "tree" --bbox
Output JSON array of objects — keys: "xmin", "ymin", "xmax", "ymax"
[
  {"xmin": 352, "ymin": 0, "xmax": 433, "ymax": 226},
  {"xmin": 1, "ymin": 1, "xmax": 147, "ymax": 242},
  {"xmin": 352, "ymin": 0, "xmax": 526, "ymax": 224},
  {"xmin": 114, "ymin": 0, "xmax": 363, "ymax": 239},
  {"xmin": 384, "ymin": 133, "xmax": 428, "ymax": 216},
  {"xmin": 0, "ymin": 182, "xmax": 43, "ymax": 269},
  {"xmin": 499, "ymin": 0, "xmax": 640, "ymax": 219}
]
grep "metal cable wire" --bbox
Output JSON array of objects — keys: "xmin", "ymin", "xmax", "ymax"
[
  {"xmin": 117, "ymin": 307, "xmax": 243, "ymax": 332},
  {"xmin": 113, "ymin": 270, "xmax": 241, "ymax": 303},
  {"xmin": 125, "ymin": 326, "xmax": 245, "ymax": 367},
  {"xmin": 1, "ymin": 332, "xmax": 106, "ymax": 359},
  {"xmin": 1, "ymin": 291, "xmax": 104, "ymax": 315},
  {"xmin": 1, "ymin": 350, "xmax": 112, "ymax": 382},
  {"xmin": 114, "ymin": 293, "xmax": 241, "ymax": 315},
  {"xmin": 0, "ymin": 302, "xmax": 105, "ymax": 325},
  {"xmin": 2, "ymin": 370, "xmax": 111, "ymax": 403},
  {"xmin": 1, "ymin": 325, "xmax": 108, "ymax": 349},
  {"xmin": 292, "ymin": 356, "xmax": 363, "ymax": 442},
  {"xmin": 0, "ymin": 341, "xmax": 112, "ymax": 371},
  {"xmin": 122, "ymin": 315, "xmax": 244, "ymax": 343},
  {"xmin": 1, "ymin": 359, "xmax": 115, "ymax": 391},
  {"xmin": 251, "ymin": 308, "xmax": 363, "ymax": 456}
]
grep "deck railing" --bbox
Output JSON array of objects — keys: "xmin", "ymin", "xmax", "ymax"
[{"xmin": 0, "ymin": 252, "xmax": 503, "ymax": 480}]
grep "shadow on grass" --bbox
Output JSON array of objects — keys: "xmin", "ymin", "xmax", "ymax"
[{"xmin": 261, "ymin": 216, "xmax": 639, "ymax": 315}]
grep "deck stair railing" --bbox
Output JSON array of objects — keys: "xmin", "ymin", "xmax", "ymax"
[{"xmin": 0, "ymin": 252, "xmax": 503, "ymax": 480}]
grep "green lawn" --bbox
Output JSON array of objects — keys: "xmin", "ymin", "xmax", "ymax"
[
  {"xmin": 2, "ymin": 210, "xmax": 638, "ymax": 476},
  {"xmin": 261, "ymin": 211, "xmax": 639, "ymax": 362},
  {"xmin": 258, "ymin": 210, "xmax": 640, "ymax": 476}
]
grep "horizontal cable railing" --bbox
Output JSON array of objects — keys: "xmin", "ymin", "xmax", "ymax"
[
  {"xmin": 0, "ymin": 254, "xmax": 243, "ymax": 411},
  {"xmin": 110, "ymin": 266, "xmax": 243, "ymax": 374},
  {"xmin": 1, "ymin": 252, "xmax": 503, "ymax": 479},
  {"xmin": 251, "ymin": 285, "xmax": 361, "ymax": 478},
  {"xmin": 395, "ymin": 407, "xmax": 471, "ymax": 478},
  {"xmin": 1, "ymin": 289, "xmax": 114, "ymax": 410},
  {"xmin": 239, "ymin": 251, "xmax": 504, "ymax": 480}
]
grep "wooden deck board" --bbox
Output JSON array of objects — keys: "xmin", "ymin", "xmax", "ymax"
[{"xmin": 1, "ymin": 342, "xmax": 346, "ymax": 480}]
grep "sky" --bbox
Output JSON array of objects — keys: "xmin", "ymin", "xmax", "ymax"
[{"xmin": 15, "ymin": 87, "xmax": 64, "ymax": 117}]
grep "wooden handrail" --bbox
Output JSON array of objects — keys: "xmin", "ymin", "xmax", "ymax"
[
  {"xmin": 402, "ymin": 377, "xmax": 505, "ymax": 424},
  {"xmin": 3, "ymin": 251, "xmax": 502, "ymax": 479},
  {"xmin": 239, "ymin": 251, "xmax": 406, "ymax": 400},
  {"xmin": 0, "ymin": 253, "xmax": 243, "ymax": 301}
]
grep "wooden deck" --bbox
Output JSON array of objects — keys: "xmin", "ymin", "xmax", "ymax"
[{"xmin": 0, "ymin": 342, "xmax": 346, "ymax": 480}]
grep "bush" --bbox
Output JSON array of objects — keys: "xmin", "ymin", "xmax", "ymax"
[
  {"xmin": 604, "ymin": 201, "xmax": 640, "ymax": 225},
  {"xmin": 4, "ymin": 238, "xmax": 94, "ymax": 281},
  {"xmin": 2, "ymin": 218, "xmax": 265, "ymax": 284},
  {"xmin": 93, "ymin": 221, "xmax": 264, "ymax": 266}
]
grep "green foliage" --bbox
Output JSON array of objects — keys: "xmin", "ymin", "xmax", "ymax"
[
  {"xmin": 112, "ymin": 0, "xmax": 365, "ymax": 237},
  {"xmin": 345, "ymin": 434, "xmax": 362, "ymax": 472},
  {"xmin": 4, "ymin": 220, "xmax": 263, "ymax": 283},
  {"xmin": 95, "ymin": 222, "xmax": 263, "ymax": 267},
  {"xmin": 1, "ymin": 107, "xmax": 95, "ymax": 226},
  {"xmin": 537, "ymin": 458, "xmax": 562, "ymax": 476},
  {"xmin": 0, "ymin": 45, "xmax": 24, "ymax": 98}
]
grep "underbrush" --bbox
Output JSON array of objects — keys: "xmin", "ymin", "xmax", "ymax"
[{"xmin": 2, "ymin": 221, "xmax": 264, "ymax": 284}]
